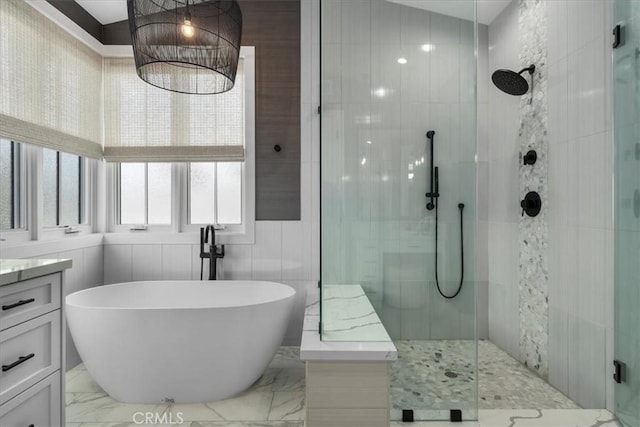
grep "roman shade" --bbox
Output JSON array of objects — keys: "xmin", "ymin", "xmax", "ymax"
[
  {"xmin": 0, "ymin": 0, "xmax": 103, "ymax": 159},
  {"xmin": 103, "ymin": 57, "xmax": 245, "ymax": 162}
]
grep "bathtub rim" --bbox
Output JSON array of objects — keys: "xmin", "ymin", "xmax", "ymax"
[{"xmin": 65, "ymin": 280, "xmax": 296, "ymax": 311}]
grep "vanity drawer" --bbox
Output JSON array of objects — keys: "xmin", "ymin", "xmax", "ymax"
[
  {"xmin": 0, "ymin": 371, "xmax": 61, "ymax": 427},
  {"xmin": 0, "ymin": 311, "xmax": 60, "ymax": 405},
  {"xmin": 0, "ymin": 274, "xmax": 61, "ymax": 331}
]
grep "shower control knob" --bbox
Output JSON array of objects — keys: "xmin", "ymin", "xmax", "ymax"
[
  {"xmin": 520, "ymin": 191, "xmax": 542, "ymax": 217},
  {"xmin": 523, "ymin": 150, "xmax": 537, "ymax": 165}
]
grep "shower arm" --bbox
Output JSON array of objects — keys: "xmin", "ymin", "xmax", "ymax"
[
  {"xmin": 518, "ymin": 65, "xmax": 535, "ymax": 76},
  {"xmin": 520, "ymin": 65, "xmax": 535, "ymax": 100}
]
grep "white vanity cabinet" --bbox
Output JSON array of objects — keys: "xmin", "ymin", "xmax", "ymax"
[{"xmin": 0, "ymin": 259, "xmax": 71, "ymax": 427}]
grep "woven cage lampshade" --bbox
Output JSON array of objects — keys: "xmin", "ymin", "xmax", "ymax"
[{"xmin": 127, "ymin": 0, "xmax": 242, "ymax": 94}]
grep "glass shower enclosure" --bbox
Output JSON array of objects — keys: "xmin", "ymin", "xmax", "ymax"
[
  {"xmin": 320, "ymin": 0, "xmax": 478, "ymax": 421},
  {"xmin": 613, "ymin": 0, "xmax": 640, "ymax": 426}
]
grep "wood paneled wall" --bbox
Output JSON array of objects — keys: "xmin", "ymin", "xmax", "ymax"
[{"xmin": 239, "ymin": 0, "xmax": 301, "ymax": 220}]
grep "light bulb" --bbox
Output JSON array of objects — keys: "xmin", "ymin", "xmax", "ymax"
[{"xmin": 181, "ymin": 19, "xmax": 195, "ymax": 38}]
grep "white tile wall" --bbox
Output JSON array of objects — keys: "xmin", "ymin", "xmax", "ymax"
[
  {"xmin": 485, "ymin": 0, "xmax": 614, "ymax": 410},
  {"xmin": 132, "ymin": 244, "xmax": 162, "ymax": 281},
  {"xmin": 251, "ymin": 221, "xmax": 283, "ymax": 281},
  {"xmin": 161, "ymin": 244, "xmax": 192, "ymax": 280},
  {"xmin": 104, "ymin": 244, "xmax": 132, "ymax": 284}
]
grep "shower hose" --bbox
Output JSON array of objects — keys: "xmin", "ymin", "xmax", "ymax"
[{"xmin": 434, "ymin": 201, "xmax": 465, "ymax": 299}]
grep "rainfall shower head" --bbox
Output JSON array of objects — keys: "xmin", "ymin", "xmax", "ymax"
[{"xmin": 491, "ymin": 65, "xmax": 535, "ymax": 96}]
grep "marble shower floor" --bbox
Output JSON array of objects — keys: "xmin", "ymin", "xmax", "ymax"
[{"xmin": 392, "ymin": 339, "xmax": 580, "ymax": 415}]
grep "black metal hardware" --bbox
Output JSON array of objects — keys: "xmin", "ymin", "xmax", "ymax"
[
  {"xmin": 614, "ymin": 360, "xmax": 626, "ymax": 383},
  {"xmin": 274, "ymin": 144, "xmax": 282, "ymax": 152},
  {"xmin": 424, "ymin": 129, "xmax": 465, "ymax": 299},
  {"xmin": 402, "ymin": 409, "xmax": 414, "ymax": 422},
  {"xmin": 200, "ymin": 225, "xmax": 225, "ymax": 280},
  {"xmin": 520, "ymin": 191, "xmax": 542, "ymax": 217},
  {"xmin": 317, "ymin": 105, "xmax": 321, "ymax": 114},
  {"xmin": 2, "ymin": 353, "xmax": 35, "ymax": 372},
  {"xmin": 425, "ymin": 131, "xmax": 437, "ymax": 210},
  {"xmin": 523, "ymin": 150, "xmax": 537, "ymax": 165},
  {"xmin": 2, "ymin": 298, "xmax": 35, "ymax": 311},
  {"xmin": 450, "ymin": 409, "xmax": 463, "ymax": 422},
  {"xmin": 28, "ymin": 424, "xmax": 34, "ymax": 427},
  {"xmin": 613, "ymin": 24, "xmax": 624, "ymax": 49}
]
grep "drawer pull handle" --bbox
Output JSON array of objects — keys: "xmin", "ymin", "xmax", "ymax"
[
  {"xmin": 2, "ymin": 298, "xmax": 35, "ymax": 311},
  {"xmin": 2, "ymin": 353, "xmax": 35, "ymax": 372},
  {"xmin": 28, "ymin": 425, "xmax": 34, "ymax": 427}
]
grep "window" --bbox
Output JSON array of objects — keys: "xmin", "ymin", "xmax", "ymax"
[
  {"xmin": 0, "ymin": 139, "xmax": 24, "ymax": 230},
  {"xmin": 117, "ymin": 163, "xmax": 172, "ymax": 225},
  {"xmin": 42, "ymin": 149, "xmax": 85, "ymax": 227},
  {"xmin": 115, "ymin": 162, "xmax": 244, "ymax": 228},
  {"xmin": 0, "ymin": 141, "xmax": 94, "ymax": 242},
  {"xmin": 108, "ymin": 47, "xmax": 255, "ymax": 241},
  {"xmin": 189, "ymin": 162, "xmax": 242, "ymax": 225}
]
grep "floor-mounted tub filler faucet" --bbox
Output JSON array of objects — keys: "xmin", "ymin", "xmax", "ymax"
[{"xmin": 200, "ymin": 225, "xmax": 225, "ymax": 280}]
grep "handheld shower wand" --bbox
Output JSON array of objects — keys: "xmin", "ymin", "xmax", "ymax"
[{"xmin": 425, "ymin": 130, "xmax": 465, "ymax": 299}]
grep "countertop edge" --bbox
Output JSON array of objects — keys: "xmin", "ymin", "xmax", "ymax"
[{"xmin": 0, "ymin": 259, "xmax": 73, "ymax": 286}]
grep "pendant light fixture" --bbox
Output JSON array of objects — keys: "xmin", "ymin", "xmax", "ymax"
[{"xmin": 127, "ymin": 0, "xmax": 243, "ymax": 95}]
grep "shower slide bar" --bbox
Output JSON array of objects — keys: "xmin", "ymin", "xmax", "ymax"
[{"xmin": 425, "ymin": 130, "xmax": 465, "ymax": 299}]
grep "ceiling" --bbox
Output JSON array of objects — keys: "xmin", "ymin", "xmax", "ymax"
[
  {"xmin": 387, "ymin": 0, "xmax": 511, "ymax": 25},
  {"xmin": 75, "ymin": 0, "xmax": 127, "ymax": 24},
  {"xmin": 74, "ymin": 0, "xmax": 510, "ymax": 27}
]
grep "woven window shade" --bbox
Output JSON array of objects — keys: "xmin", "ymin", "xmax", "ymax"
[
  {"xmin": 0, "ymin": 0, "xmax": 103, "ymax": 159},
  {"xmin": 103, "ymin": 57, "xmax": 245, "ymax": 162}
]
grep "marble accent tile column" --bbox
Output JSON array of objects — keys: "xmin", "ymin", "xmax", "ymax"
[{"xmin": 517, "ymin": 0, "xmax": 549, "ymax": 378}]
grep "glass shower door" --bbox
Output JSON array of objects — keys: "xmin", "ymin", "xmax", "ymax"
[
  {"xmin": 613, "ymin": 1, "xmax": 640, "ymax": 426},
  {"xmin": 320, "ymin": 0, "xmax": 478, "ymax": 421}
]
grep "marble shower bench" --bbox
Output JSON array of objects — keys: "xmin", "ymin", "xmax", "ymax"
[{"xmin": 300, "ymin": 285, "xmax": 397, "ymax": 427}]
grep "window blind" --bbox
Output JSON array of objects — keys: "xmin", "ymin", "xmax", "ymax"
[
  {"xmin": 0, "ymin": 0, "xmax": 103, "ymax": 159},
  {"xmin": 103, "ymin": 57, "xmax": 245, "ymax": 162}
]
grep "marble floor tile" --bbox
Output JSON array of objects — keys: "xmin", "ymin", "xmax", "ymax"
[
  {"xmin": 167, "ymin": 392, "xmax": 273, "ymax": 422},
  {"xmin": 267, "ymin": 348, "xmax": 305, "ymax": 370},
  {"xmin": 66, "ymin": 345, "xmax": 617, "ymax": 427},
  {"xmin": 267, "ymin": 392, "xmax": 305, "ymax": 421},
  {"xmin": 191, "ymin": 423, "xmax": 304, "ymax": 427},
  {"xmin": 66, "ymin": 424, "xmax": 180, "ymax": 427},
  {"xmin": 249, "ymin": 368, "xmax": 305, "ymax": 392},
  {"xmin": 66, "ymin": 369, "xmax": 106, "ymax": 393},
  {"xmin": 65, "ymin": 392, "xmax": 169, "ymax": 423},
  {"xmin": 478, "ymin": 409, "xmax": 620, "ymax": 426}
]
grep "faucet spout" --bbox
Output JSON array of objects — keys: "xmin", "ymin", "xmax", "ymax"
[{"xmin": 199, "ymin": 225, "xmax": 225, "ymax": 280}]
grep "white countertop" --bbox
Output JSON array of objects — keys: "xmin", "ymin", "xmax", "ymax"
[
  {"xmin": 0, "ymin": 259, "xmax": 73, "ymax": 286},
  {"xmin": 300, "ymin": 285, "xmax": 397, "ymax": 361}
]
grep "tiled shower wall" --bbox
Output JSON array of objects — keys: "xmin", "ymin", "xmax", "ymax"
[
  {"xmin": 485, "ymin": 0, "xmax": 614, "ymax": 410},
  {"xmin": 321, "ymin": 0, "xmax": 486, "ymax": 342}
]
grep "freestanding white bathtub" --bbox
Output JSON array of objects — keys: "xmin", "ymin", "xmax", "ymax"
[{"xmin": 65, "ymin": 280, "xmax": 295, "ymax": 403}]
